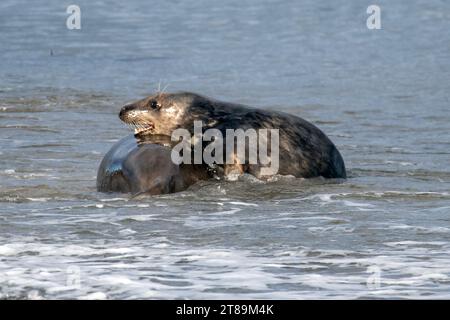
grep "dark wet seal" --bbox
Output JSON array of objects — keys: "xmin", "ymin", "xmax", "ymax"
[
  {"xmin": 118, "ymin": 91, "xmax": 347, "ymax": 180},
  {"xmin": 96, "ymin": 135, "xmax": 211, "ymax": 196}
]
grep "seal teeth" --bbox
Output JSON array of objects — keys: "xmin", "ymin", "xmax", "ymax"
[{"xmin": 126, "ymin": 119, "xmax": 154, "ymax": 135}]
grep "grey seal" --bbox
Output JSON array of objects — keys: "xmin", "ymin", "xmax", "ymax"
[
  {"xmin": 96, "ymin": 134, "xmax": 210, "ymax": 195},
  {"xmin": 119, "ymin": 92, "xmax": 346, "ymax": 179}
]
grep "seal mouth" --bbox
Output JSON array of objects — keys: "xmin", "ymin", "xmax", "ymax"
[
  {"xmin": 120, "ymin": 105, "xmax": 157, "ymax": 136},
  {"xmin": 128, "ymin": 121, "xmax": 155, "ymax": 136}
]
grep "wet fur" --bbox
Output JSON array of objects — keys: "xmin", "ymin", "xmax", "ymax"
[
  {"xmin": 120, "ymin": 92, "xmax": 347, "ymax": 179},
  {"xmin": 97, "ymin": 135, "xmax": 211, "ymax": 195}
]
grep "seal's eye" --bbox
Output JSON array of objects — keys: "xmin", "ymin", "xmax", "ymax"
[{"xmin": 150, "ymin": 100, "xmax": 159, "ymax": 109}]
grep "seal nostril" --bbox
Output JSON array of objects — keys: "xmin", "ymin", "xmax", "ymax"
[
  {"xmin": 119, "ymin": 104, "xmax": 133, "ymax": 120},
  {"xmin": 119, "ymin": 108, "xmax": 125, "ymax": 120}
]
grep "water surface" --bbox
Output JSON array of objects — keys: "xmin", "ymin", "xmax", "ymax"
[{"xmin": 1, "ymin": 0, "xmax": 450, "ymax": 299}]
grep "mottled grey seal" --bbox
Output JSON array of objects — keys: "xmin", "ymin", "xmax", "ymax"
[{"xmin": 119, "ymin": 92, "xmax": 346, "ymax": 179}]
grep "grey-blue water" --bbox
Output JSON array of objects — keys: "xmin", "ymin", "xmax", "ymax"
[{"xmin": 1, "ymin": 0, "xmax": 450, "ymax": 299}]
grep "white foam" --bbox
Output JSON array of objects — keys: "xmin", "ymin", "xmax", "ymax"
[
  {"xmin": 0, "ymin": 244, "xmax": 17, "ymax": 255},
  {"xmin": 386, "ymin": 224, "xmax": 450, "ymax": 234},
  {"xmin": 228, "ymin": 201, "xmax": 258, "ymax": 207},
  {"xmin": 100, "ymin": 198, "xmax": 128, "ymax": 202},
  {"xmin": 206, "ymin": 208, "xmax": 242, "ymax": 216},
  {"xmin": 126, "ymin": 215, "xmax": 158, "ymax": 222},
  {"xmin": 2, "ymin": 240, "xmax": 450, "ymax": 299},
  {"xmin": 79, "ymin": 292, "xmax": 107, "ymax": 300},
  {"xmin": 119, "ymin": 228, "xmax": 137, "ymax": 235},
  {"xmin": 27, "ymin": 290, "xmax": 44, "ymax": 300},
  {"xmin": 26, "ymin": 198, "xmax": 51, "ymax": 202},
  {"xmin": 300, "ymin": 193, "xmax": 376, "ymax": 209},
  {"xmin": 384, "ymin": 160, "xmax": 415, "ymax": 166},
  {"xmin": 384, "ymin": 241, "xmax": 447, "ymax": 248}
]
